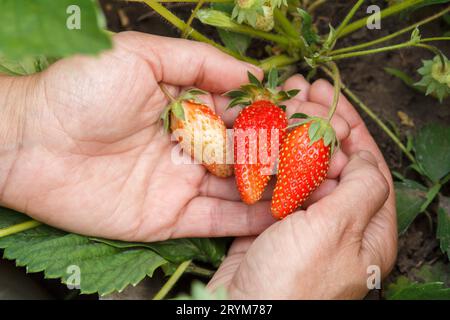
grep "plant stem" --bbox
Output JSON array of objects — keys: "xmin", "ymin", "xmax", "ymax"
[
  {"xmin": 419, "ymin": 182, "xmax": 442, "ymax": 212},
  {"xmin": 140, "ymin": 0, "xmax": 257, "ymax": 64},
  {"xmin": 330, "ymin": 7, "xmax": 450, "ymax": 55},
  {"xmin": 0, "ymin": 220, "xmax": 41, "ymax": 238},
  {"xmin": 153, "ymin": 260, "xmax": 191, "ymax": 300},
  {"xmin": 159, "ymin": 84, "xmax": 176, "ymax": 102},
  {"xmin": 420, "ymin": 37, "xmax": 450, "ymax": 43},
  {"xmin": 308, "ymin": 0, "xmax": 327, "ymax": 13},
  {"xmin": 334, "ymin": 0, "xmax": 365, "ymax": 39},
  {"xmin": 326, "ymin": 62, "xmax": 341, "ymax": 122},
  {"xmin": 182, "ymin": 0, "xmax": 206, "ymax": 38},
  {"xmin": 186, "ymin": 264, "xmax": 216, "ymax": 277},
  {"xmin": 339, "ymin": 0, "xmax": 423, "ymax": 37},
  {"xmin": 320, "ymin": 66, "xmax": 416, "ymax": 164},
  {"xmin": 325, "ymin": 38, "xmax": 446, "ymax": 62},
  {"xmin": 273, "ymin": 8, "xmax": 299, "ymax": 38},
  {"xmin": 259, "ymin": 54, "xmax": 300, "ymax": 71}
]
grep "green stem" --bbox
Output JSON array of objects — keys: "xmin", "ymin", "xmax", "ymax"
[
  {"xmin": 325, "ymin": 38, "xmax": 446, "ymax": 62},
  {"xmin": 339, "ymin": 0, "xmax": 423, "ymax": 37},
  {"xmin": 0, "ymin": 220, "xmax": 41, "ymax": 238},
  {"xmin": 419, "ymin": 37, "xmax": 450, "ymax": 42},
  {"xmin": 307, "ymin": 0, "xmax": 327, "ymax": 13},
  {"xmin": 327, "ymin": 62, "xmax": 341, "ymax": 122},
  {"xmin": 419, "ymin": 182, "xmax": 442, "ymax": 212},
  {"xmin": 258, "ymin": 55, "xmax": 300, "ymax": 71},
  {"xmin": 182, "ymin": 0, "xmax": 206, "ymax": 38},
  {"xmin": 320, "ymin": 66, "xmax": 416, "ymax": 164},
  {"xmin": 141, "ymin": 0, "xmax": 257, "ymax": 64},
  {"xmin": 414, "ymin": 43, "xmax": 446, "ymax": 72},
  {"xmin": 153, "ymin": 260, "xmax": 191, "ymax": 300},
  {"xmin": 334, "ymin": 0, "xmax": 365, "ymax": 39},
  {"xmin": 330, "ymin": 7, "xmax": 450, "ymax": 55},
  {"xmin": 186, "ymin": 264, "xmax": 216, "ymax": 278},
  {"xmin": 273, "ymin": 8, "xmax": 299, "ymax": 38}
]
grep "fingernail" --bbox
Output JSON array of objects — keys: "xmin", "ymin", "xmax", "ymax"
[{"xmin": 243, "ymin": 62, "xmax": 263, "ymax": 75}]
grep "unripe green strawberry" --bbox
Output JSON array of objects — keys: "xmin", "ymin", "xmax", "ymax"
[
  {"xmin": 271, "ymin": 118, "xmax": 337, "ymax": 219},
  {"xmin": 415, "ymin": 55, "xmax": 450, "ymax": 103},
  {"xmin": 162, "ymin": 89, "xmax": 233, "ymax": 178}
]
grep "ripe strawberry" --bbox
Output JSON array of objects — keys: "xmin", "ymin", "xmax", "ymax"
[
  {"xmin": 226, "ymin": 70, "xmax": 299, "ymax": 204},
  {"xmin": 161, "ymin": 88, "xmax": 233, "ymax": 178},
  {"xmin": 271, "ymin": 117, "xmax": 337, "ymax": 219}
]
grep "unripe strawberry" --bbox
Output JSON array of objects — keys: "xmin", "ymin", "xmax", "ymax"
[{"xmin": 162, "ymin": 89, "xmax": 233, "ymax": 178}]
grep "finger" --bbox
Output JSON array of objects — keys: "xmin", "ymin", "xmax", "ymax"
[
  {"xmin": 308, "ymin": 80, "xmax": 392, "ymax": 186},
  {"xmin": 303, "ymin": 179, "xmax": 338, "ymax": 207},
  {"xmin": 208, "ymin": 237, "xmax": 255, "ymax": 292},
  {"xmin": 286, "ymin": 101, "xmax": 351, "ymax": 141},
  {"xmin": 328, "ymin": 149, "xmax": 349, "ymax": 179},
  {"xmin": 173, "ymin": 197, "xmax": 276, "ymax": 238},
  {"xmin": 308, "ymin": 151, "xmax": 390, "ymax": 231},
  {"xmin": 114, "ymin": 32, "xmax": 263, "ymax": 92},
  {"xmin": 282, "ymin": 74, "xmax": 310, "ymax": 102},
  {"xmin": 309, "ymin": 79, "xmax": 363, "ymax": 128},
  {"xmin": 199, "ymin": 175, "xmax": 241, "ymax": 201}
]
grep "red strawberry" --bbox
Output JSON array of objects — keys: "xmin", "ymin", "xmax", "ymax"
[
  {"xmin": 161, "ymin": 88, "xmax": 233, "ymax": 178},
  {"xmin": 233, "ymin": 100, "xmax": 288, "ymax": 204},
  {"xmin": 226, "ymin": 70, "xmax": 299, "ymax": 204},
  {"xmin": 271, "ymin": 118, "xmax": 337, "ymax": 219}
]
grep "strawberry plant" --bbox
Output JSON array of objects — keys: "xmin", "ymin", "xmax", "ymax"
[{"xmin": 0, "ymin": 0, "xmax": 449, "ymax": 299}]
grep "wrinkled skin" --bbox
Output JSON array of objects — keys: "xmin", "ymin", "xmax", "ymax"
[{"xmin": 0, "ymin": 32, "xmax": 397, "ymax": 299}]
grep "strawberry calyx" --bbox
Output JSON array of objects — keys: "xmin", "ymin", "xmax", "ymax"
[
  {"xmin": 288, "ymin": 114, "xmax": 339, "ymax": 155},
  {"xmin": 160, "ymin": 87, "xmax": 207, "ymax": 131},
  {"xmin": 225, "ymin": 68, "xmax": 300, "ymax": 109}
]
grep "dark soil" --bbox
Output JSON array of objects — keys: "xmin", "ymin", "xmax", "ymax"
[{"xmin": 98, "ymin": 0, "xmax": 450, "ymax": 298}]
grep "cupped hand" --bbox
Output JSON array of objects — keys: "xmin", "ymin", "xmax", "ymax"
[
  {"xmin": 208, "ymin": 78, "xmax": 398, "ymax": 299},
  {"xmin": 0, "ymin": 32, "xmax": 276, "ymax": 241}
]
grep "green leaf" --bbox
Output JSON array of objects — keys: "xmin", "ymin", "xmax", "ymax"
[
  {"xmin": 290, "ymin": 113, "xmax": 309, "ymax": 119},
  {"xmin": 297, "ymin": 8, "xmax": 319, "ymax": 45},
  {"xmin": 217, "ymin": 29, "xmax": 251, "ymax": 56},
  {"xmin": 414, "ymin": 124, "xmax": 450, "ymax": 182},
  {"xmin": 0, "ymin": 224, "xmax": 167, "ymax": 296},
  {"xmin": 247, "ymin": 71, "xmax": 263, "ymax": 87},
  {"xmin": 384, "ymin": 67, "xmax": 416, "ymax": 87},
  {"xmin": 267, "ymin": 68, "xmax": 278, "ymax": 90},
  {"xmin": 171, "ymin": 102, "xmax": 185, "ymax": 121},
  {"xmin": 438, "ymin": 197, "xmax": 450, "ymax": 258},
  {"xmin": 0, "ymin": 207, "xmax": 30, "ymax": 228},
  {"xmin": 0, "ymin": 0, "xmax": 111, "ymax": 59},
  {"xmin": 0, "ymin": 208, "xmax": 226, "ymax": 295},
  {"xmin": 395, "ymin": 179, "xmax": 428, "ymax": 234},
  {"xmin": 385, "ymin": 276, "xmax": 450, "ymax": 300},
  {"xmin": 92, "ymin": 238, "xmax": 226, "ymax": 267},
  {"xmin": 413, "ymin": 262, "xmax": 450, "ymax": 285},
  {"xmin": 0, "ymin": 54, "xmax": 50, "ymax": 75}
]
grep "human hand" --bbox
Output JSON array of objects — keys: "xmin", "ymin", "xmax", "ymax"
[
  {"xmin": 0, "ymin": 32, "xmax": 276, "ymax": 241},
  {"xmin": 208, "ymin": 78, "xmax": 397, "ymax": 299}
]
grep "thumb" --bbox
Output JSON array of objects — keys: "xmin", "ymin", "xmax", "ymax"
[
  {"xmin": 308, "ymin": 150, "xmax": 390, "ymax": 231},
  {"xmin": 114, "ymin": 32, "xmax": 263, "ymax": 92}
]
